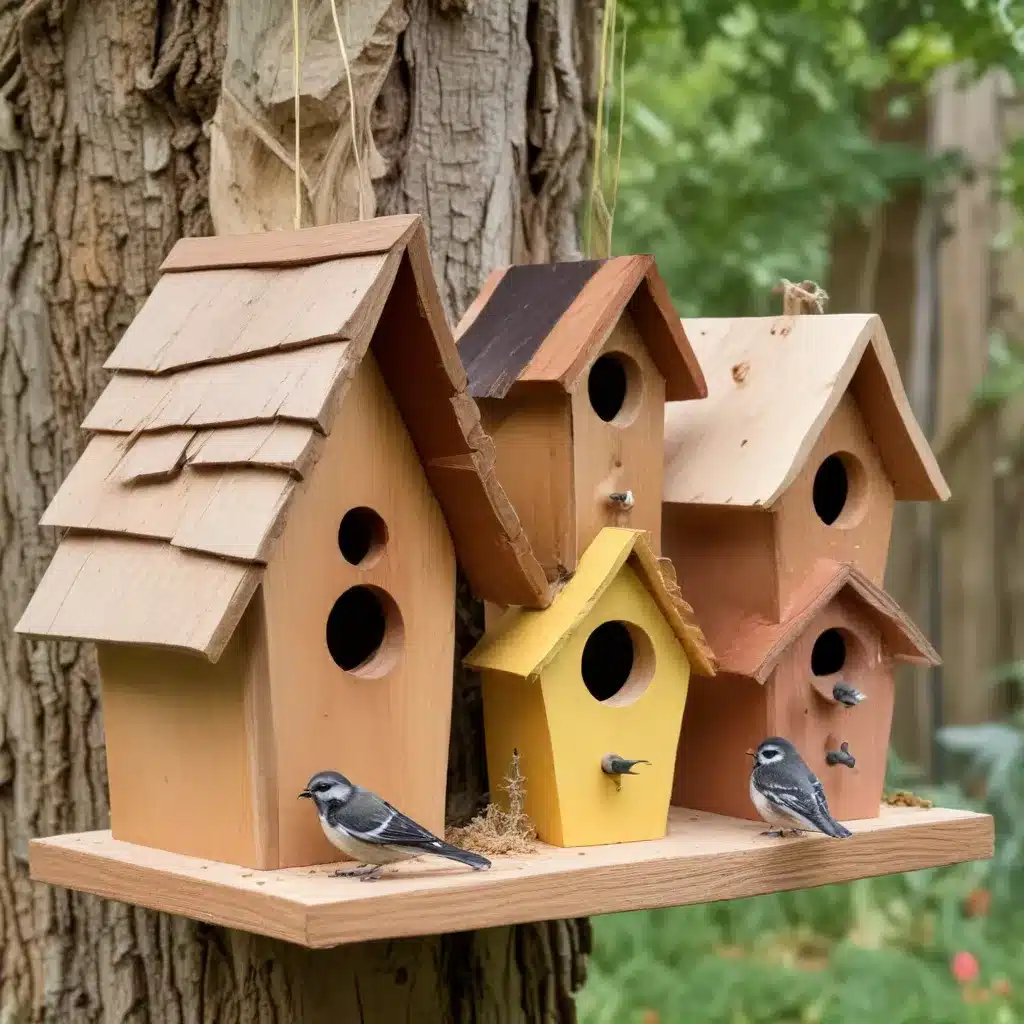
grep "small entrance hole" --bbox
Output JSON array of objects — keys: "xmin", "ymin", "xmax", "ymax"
[
  {"xmin": 587, "ymin": 352, "xmax": 642, "ymax": 425},
  {"xmin": 338, "ymin": 507, "xmax": 388, "ymax": 567},
  {"xmin": 588, "ymin": 355, "xmax": 627, "ymax": 422},
  {"xmin": 326, "ymin": 585, "xmax": 403, "ymax": 678},
  {"xmin": 811, "ymin": 628, "xmax": 846, "ymax": 676},
  {"xmin": 812, "ymin": 452, "xmax": 867, "ymax": 527},
  {"xmin": 812, "ymin": 455, "xmax": 848, "ymax": 525},
  {"xmin": 580, "ymin": 621, "xmax": 656, "ymax": 706}
]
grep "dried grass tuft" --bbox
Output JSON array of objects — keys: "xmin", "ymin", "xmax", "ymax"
[{"xmin": 446, "ymin": 750, "xmax": 538, "ymax": 857}]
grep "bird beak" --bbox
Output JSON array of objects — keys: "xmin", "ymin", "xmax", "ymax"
[
  {"xmin": 298, "ymin": 789, "xmax": 311, "ymax": 800},
  {"xmin": 745, "ymin": 749, "xmax": 755, "ymax": 759}
]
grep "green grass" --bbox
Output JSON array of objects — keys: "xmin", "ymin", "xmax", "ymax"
[{"xmin": 578, "ymin": 874, "xmax": 1024, "ymax": 1023}]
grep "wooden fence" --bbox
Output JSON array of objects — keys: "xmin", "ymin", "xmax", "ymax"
[{"xmin": 829, "ymin": 69, "xmax": 1024, "ymax": 774}]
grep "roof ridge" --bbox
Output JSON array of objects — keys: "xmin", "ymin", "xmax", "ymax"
[
  {"xmin": 664, "ymin": 313, "xmax": 949, "ymax": 506},
  {"xmin": 736, "ymin": 560, "xmax": 940, "ymax": 682}
]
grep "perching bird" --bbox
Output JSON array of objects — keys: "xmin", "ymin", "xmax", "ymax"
[
  {"xmin": 832, "ymin": 681, "xmax": 866, "ymax": 707},
  {"xmin": 825, "ymin": 741, "xmax": 856, "ymax": 768},
  {"xmin": 299, "ymin": 770, "xmax": 491, "ymax": 880},
  {"xmin": 601, "ymin": 753, "xmax": 650, "ymax": 777},
  {"xmin": 747, "ymin": 737, "xmax": 853, "ymax": 839},
  {"xmin": 601, "ymin": 753, "xmax": 650, "ymax": 790}
]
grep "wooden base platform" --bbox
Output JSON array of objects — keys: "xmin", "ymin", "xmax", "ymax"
[{"xmin": 30, "ymin": 805, "xmax": 993, "ymax": 949}]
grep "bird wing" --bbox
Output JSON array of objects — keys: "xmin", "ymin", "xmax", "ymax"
[
  {"xmin": 759, "ymin": 773, "xmax": 845, "ymax": 836},
  {"xmin": 340, "ymin": 789, "xmax": 445, "ymax": 850}
]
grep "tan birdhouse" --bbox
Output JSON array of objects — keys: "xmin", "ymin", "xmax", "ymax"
[
  {"xmin": 15, "ymin": 215, "xmax": 550, "ymax": 871},
  {"xmin": 455, "ymin": 257, "xmax": 707, "ymax": 584},
  {"xmin": 674, "ymin": 560, "xmax": 940, "ymax": 823}
]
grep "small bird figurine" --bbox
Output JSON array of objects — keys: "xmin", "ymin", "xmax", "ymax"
[
  {"xmin": 747, "ymin": 737, "xmax": 853, "ymax": 839},
  {"xmin": 299, "ymin": 770, "xmax": 491, "ymax": 880},
  {"xmin": 825, "ymin": 741, "xmax": 856, "ymax": 768},
  {"xmin": 601, "ymin": 753, "xmax": 650, "ymax": 790},
  {"xmin": 832, "ymin": 681, "xmax": 866, "ymax": 707}
]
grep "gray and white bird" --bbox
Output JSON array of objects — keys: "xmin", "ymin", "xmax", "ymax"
[
  {"xmin": 747, "ymin": 737, "xmax": 853, "ymax": 839},
  {"xmin": 601, "ymin": 753, "xmax": 651, "ymax": 791},
  {"xmin": 601, "ymin": 753, "xmax": 650, "ymax": 777},
  {"xmin": 832, "ymin": 681, "xmax": 866, "ymax": 707},
  {"xmin": 299, "ymin": 770, "xmax": 491, "ymax": 880}
]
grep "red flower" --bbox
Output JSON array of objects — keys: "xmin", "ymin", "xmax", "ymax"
[{"xmin": 951, "ymin": 951, "xmax": 980, "ymax": 985}]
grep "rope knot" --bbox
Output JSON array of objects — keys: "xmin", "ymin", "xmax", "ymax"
[{"xmin": 773, "ymin": 278, "xmax": 829, "ymax": 315}]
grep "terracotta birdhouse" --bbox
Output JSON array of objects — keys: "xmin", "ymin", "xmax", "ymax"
[
  {"xmin": 661, "ymin": 314, "xmax": 949, "ymax": 620},
  {"xmin": 464, "ymin": 528, "xmax": 715, "ymax": 848},
  {"xmin": 15, "ymin": 215, "xmax": 550, "ymax": 871},
  {"xmin": 662, "ymin": 312, "xmax": 949, "ymax": 825},
  {"xmin": 674, "ymin": 561, "xmax": 940, "ymax": 822},
  {"xmin": 455, "ymin": 257, "xmax": 707, "ymax": 584}
]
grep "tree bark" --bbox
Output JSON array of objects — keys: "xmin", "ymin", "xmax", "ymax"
[{"xmin": 0, "ymin": 0, "xmax": 597, "ymax": 1019}]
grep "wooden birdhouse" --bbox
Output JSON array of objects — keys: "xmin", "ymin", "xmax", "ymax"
[
  {"xmin": 661, "ymin": 314, "xmax": 950, "ymax": 619},
  {"xmin": 673, "ymin": 561, "xmax": 940, "ymax": 822},
  {"xmin": 464, "ymin": 528, "xmax": 715, "ymax": 848},
  {"xmin": 662, "ymin": 312, "xmax": 949, "ymax": 825},
  {"xmin": 455, "ymin": 257, "xmax": 707, "ymax": 583},
  {"xmin": 15, "ymin": 215, "xmax": 550, "ymax": 871}
]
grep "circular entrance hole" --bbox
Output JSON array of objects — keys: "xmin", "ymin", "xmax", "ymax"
[
  {"xmin": 587, "ymin": 352, "xmax": 642, "ymax": 426},
  {"xmin": 326, "ymin": 585, "xmax": 404, "ymax": 678},
  {"xmin": 580, "ymin": 620, "xmax": 656, "ymax": 707},
  {"xmin": 338, "ymin": 507, "xmax": 388, "ymax": 567},
  {"xmin": 812, "ymin": 452, "xmax": 865, "ymax": 527},
  {"xmin": 811, "ymin": 628, "xmax": 846, "ymax": 677}
]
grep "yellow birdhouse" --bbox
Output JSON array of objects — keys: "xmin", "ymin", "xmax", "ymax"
[{"xmin": 464, "ymin": 527, "xmax": 716, "ymax": 848}]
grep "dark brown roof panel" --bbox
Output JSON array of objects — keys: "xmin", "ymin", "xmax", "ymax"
[{"xmin": 459, "ymin": 260, "xmax": 605, "ymax": 399}]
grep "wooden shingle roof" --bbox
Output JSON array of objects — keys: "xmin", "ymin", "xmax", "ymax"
[
  {"xmin": 455, "ymin": 256, "xmax": 708, "ymax": 401},
  {"xmin": 17, "ymin": 216, "xmax": 551, "ymax": 660},
  {"xmin": 663, "ymin": 314, "xmax": 950, "ymax": 507}
]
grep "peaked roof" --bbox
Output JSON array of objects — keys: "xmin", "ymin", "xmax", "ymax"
[
  {"xmin": 455, "ymin": 256, "xmax": 708, "ymax": 401},
  {"xmin": 663, "ymin": 314, "xmax": 950, "ymax": 506},
  {"xmin": 708, "ymin": 561, "xmax": 941, "ymax": 683},
  {"xmin": 463, "ymin": 528, "xmax": 716, "ymax": 679},
  {"xmin": 16, "ymin": 215, "xmax": 551, "ymax": 662}
]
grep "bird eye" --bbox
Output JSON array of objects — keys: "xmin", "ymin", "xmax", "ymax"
[{"xmin": 314, "ymin": 781, "xmax": 330, "ymax": 793}]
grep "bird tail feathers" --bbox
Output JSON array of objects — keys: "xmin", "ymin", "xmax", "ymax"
[
  {"xmin": 432, "ymin": 842, "xmax": 491, "ymax": 870},
  {"xmin": 825, "ymin": 818, "xmax": 853, "ymax": 839}
]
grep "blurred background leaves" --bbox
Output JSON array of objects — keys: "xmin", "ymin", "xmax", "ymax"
[{"xmin": 577, "ymin": 2, "xmax": 1024, "ymax": 1021}]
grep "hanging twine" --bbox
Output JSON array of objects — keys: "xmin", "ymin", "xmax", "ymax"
[
  {"xmin": 292, "ymin": 0, "xmax": 365, "ymax": 228},
  {"xmin": 773, "ymin": 278, "xmax": 829, "ymax": 315},
  {"xmin": 291, "ymin": 0, "xmax": 302, "ymax": 229}
]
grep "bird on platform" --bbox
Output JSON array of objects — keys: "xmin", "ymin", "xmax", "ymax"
[
  {"xmin": 747, "ymin": 737, "xmax": 852, "ymax": 839},
  {"xmin": 601, "ymin": 753, "xmax": 650, "ymax": 791},
  {"xmin": 299, "ymin": 770, "xmax": 491, "ymax": 881},
  {"xmin": 832, "ymin": 681, "xmax": 866, "ymax": 707}
]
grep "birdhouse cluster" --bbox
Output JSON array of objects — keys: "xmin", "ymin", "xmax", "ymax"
[{"xmin": 16, "ymin": 213, "xmax": 949, "ymax": 874}]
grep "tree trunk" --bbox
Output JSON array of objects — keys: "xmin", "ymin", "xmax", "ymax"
[{"xmin": 0, "ymin": 0, "xmax": 597, "ymax": 1019}]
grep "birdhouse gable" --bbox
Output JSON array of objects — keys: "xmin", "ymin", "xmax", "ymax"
[
  {"xmin": 663, "ymin": 313, "xmax": 949, "ymax": 507},
  {"xmin": 16, "ymin": 215, "xmax": 552, "ymax": 662},
  {"xmin": 464, "ymin": 528, "xmax": 716, "ymax": 680},
  {"xmin": 710, "ymin": 560, "xmax": 940, "ymax": 684},
  {"xmin": 456, "ymin": 256, "xmax": 707, "ymax": 402}
]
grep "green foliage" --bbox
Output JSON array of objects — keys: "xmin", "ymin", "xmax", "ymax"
[
  {"xmin": 938, "ymin": 708, "xmax": 1024, "ymax": 898},
  {"xmin": 602, "ymin": 0, "xmax": 1024, "ymax": 315},
  {"xmin": 575, "ymin": 7, "xmax": 1024, "ymax": 1015}
]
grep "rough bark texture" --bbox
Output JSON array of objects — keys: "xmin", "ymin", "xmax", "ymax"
[{"xmin": 0, "ymin": 0, "xmax": 597, "ymax": 1019}]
